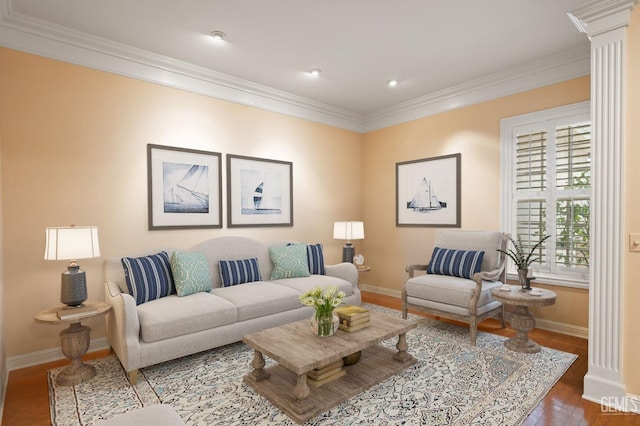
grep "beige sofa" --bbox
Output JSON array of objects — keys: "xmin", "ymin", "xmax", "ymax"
[{"xmin": 104, "ymin": 236, "xmax": 360, "ymax": 383}]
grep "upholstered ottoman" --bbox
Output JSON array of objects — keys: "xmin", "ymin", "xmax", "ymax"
[{"xmin": 94, "ymin": 405, "xmax": 185, "ymax": 426}]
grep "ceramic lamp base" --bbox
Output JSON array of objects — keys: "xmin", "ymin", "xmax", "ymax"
[
  {"xmin": 342, "ymin": 243, "xmax": 355, "ymax": 263},
  {"xmin": 61, "ymin": 265, "xmax": 87, "ymax": 307}
]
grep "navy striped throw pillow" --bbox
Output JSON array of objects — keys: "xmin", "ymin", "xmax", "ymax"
[
  {"xmin": 426, "ymin": 247, "xmax": 485, "ymax": 279},
  {"xmin": 219, "ymin": 258, "xmax": 262, "ymax": 287},
  {"xmin": 121, "ymin": 251, "xmax": 175, "ymax": 305},
  {"xmin": 307, "ymin": 243, "xmax": 325, "ymax": 275}
]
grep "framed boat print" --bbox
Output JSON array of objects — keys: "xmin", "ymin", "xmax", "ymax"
[
  {"xmin": 227, "ymin": 154, "xmax": 293, "ymax": 227},
  {"xmin": 396, "ymin": 153, "xmax": 461, "ymax": 227},
  {"xmin": 147, "ymin": 144, "xmax": 222, "ymax": 230}
]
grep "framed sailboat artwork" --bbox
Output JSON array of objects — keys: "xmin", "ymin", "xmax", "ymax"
[
  {"xmin": 147, "ymin": 144, "xmax": 222, "ymax": 230},
  {"xmin": 396, "ymin": 153, "xmax": 461, "ymax": 227},
  {"xmin": 226, "ymin": 154, "xmax": 293, "ymax": 227}
]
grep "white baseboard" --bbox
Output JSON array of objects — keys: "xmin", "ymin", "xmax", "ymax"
[
  {"xmin": 360, "ymin": 283, "xmax": 401, "ymax": 298},
  {"xmin": 534, "ymin": 318, "xmax": 588, "ymax": 339},
  {"xmin": 5, "ymin": 337, "xmax": 110, "ymax": 372},
  {"xmin": 623, "ymin": 394, "xmax": 640, "ymax": 414},
  {"xmin": 360, "ymin": 285, "xmax": 588, "ymax": 339}
]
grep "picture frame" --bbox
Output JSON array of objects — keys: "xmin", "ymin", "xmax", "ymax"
[
  {"xmin": 396, "ymin": 153, "xmax": 461, "ymax": 227},
  {"xmin": 227, "ymin": 154, "xmax": 293, "ymax": 227},
  {"xmin": 147, "ymin": 144, "xmax": 222, "ymax": 230}
]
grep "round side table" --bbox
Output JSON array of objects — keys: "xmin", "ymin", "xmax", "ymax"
[
  {"xmin": 35, "ymin": 301, "xmax": 111, "ymax": 386},
  {"xmin": 490, "ymin": 285, "xmax": 556, "ymax": 353}
]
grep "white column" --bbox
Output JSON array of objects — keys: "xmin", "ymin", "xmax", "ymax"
[{"xmin": 569, "ymin": 0, "xmax": 637, "ymax": 407}]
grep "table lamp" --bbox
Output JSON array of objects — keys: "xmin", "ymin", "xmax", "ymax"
[
  {"xmin": 44, "ymin": 226, "xmax": 100, "ymax": 307},
  {"xmin": 333, "ymin": 221, "xmax": 365, "ymax": 263}
]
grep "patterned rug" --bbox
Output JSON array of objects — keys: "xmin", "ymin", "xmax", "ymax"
[{"xmin": 48, "ymin": 304, "xmax": 577, "ymax": 425}]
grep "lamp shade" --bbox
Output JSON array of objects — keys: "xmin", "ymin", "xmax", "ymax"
[
  {"xmin": 44, "ymin": 226, "xmax": 100, "ymax": 261},
  {"xmin": 333, "ymin": 221, "xmax": 365, "ymax": 241}
]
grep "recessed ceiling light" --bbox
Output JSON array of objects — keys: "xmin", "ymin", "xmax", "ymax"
[
  {"xmin": 388, "ymin": 79, "xmax": 398, "ymax": 87},
  {"xmin": 308, "ymin": 68, "xmax": 321, "ymax": 77},
  {"xmin": 210, "ymin": 31, "xmax": 226, "ymax": 41}
]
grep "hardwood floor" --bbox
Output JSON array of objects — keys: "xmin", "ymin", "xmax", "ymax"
[{"xmin": 2, "ymin": 291, "xmax": 639, "ymax": 425}]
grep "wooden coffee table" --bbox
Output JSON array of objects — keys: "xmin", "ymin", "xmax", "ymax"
[{"xmin": 242, "ymin": 311, "xmax": 417, "ymax": 424}]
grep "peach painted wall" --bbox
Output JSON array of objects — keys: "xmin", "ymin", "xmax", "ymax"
[
  {"xmin": 624, "ymin": 6, "xmax": 640, "ymax": 397},
  {"xmin": 361, "ymin": 77, "xmax": 591, "ymax": 331},
  {"xmin": 0, "ymin": 130, "xmax": 5, "ymax": 407},
  {"xmin": 0, "ymin": 48, "xmax": 364, "ymax": 357}
]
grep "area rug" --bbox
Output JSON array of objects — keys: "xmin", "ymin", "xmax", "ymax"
[{"xmin": 49, "ymin": 304, "xmax": 577, "ymax": 425}]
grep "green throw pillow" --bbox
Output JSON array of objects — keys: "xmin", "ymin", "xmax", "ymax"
[
  {"xmin": 270, "ymin": 244, "xmax": 311, "ymax": 280},
  {"xmin": 170, "ymin": 251, "xmax": 212, "ymax": 297}
]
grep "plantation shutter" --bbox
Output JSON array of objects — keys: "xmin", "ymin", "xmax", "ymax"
[{"xmin": 508, "ymin": 113, "xmax": 590, "ymax": 281}]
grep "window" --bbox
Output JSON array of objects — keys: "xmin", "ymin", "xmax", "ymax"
[{"xmin": 501, "ymin": 101, "xmax": 590, "ymax": 287}]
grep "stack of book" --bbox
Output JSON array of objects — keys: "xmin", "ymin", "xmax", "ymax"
[
  {"xmin": 306, "ymin": 360, "xmax": 345, "ymax": 387},
  {"xmin": 334, "ymin": 305, "xmax": 370, "ymax": 332}
]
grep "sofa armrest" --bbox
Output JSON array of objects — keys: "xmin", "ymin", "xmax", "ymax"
[
  {"xmin": 325, "ymin": 262, "xmax": 358, "ymax": 292},
  {"xmin": 406, "ymin": 264, "xmax": 429, "ymax": 278},
  {"xmin": 104, "ymin": 281, "xmax": 141, "ymax": 372}
]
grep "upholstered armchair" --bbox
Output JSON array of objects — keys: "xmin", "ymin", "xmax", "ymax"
[{"xmin": 402, "ymin": 230, "xmax": 509, "ymax": 345}]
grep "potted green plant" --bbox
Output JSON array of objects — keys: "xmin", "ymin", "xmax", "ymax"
[{"xmin": 497, "ymin": 234, "xmax": 551, "ymax": 291}]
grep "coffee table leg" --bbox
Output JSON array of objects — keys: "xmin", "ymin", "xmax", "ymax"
[
  {"xmin": 393, "ymin": 332, "xmax": 413, "ymax": 362},
  {"xmin": 249, "ymin": 350, "xmax": 270, "ymax": 381},
  {"xmin": 289, "ymin": 373, "xmax": 314, "ymax": 415},
  {"xmin": 504, "ymin": 306, "xmax": 541, "ymax": 353}
]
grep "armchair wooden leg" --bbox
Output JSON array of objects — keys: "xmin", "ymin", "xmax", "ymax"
[
  {"xmin": 469, "ymin": 318, "xmax": 478, "ymax": 346},
  {"xmin": 401, "ymin": 288, "xmax": 408, "ymax": 319}
]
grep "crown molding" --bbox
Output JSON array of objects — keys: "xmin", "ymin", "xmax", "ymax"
[
  {"xmin": 0, "ymin": 0, "xmax": 590, "ymax": 133},
  {"xmin": 362, "ymin": 46, "xmax": 590, "ymax": 132},
  {"xmin": 0, "ymin": 2, "xmax": 365, "ymax": 132},
  {"xmin": 568, "ymin": 0, "xmax": 638, "ymax": 37}
]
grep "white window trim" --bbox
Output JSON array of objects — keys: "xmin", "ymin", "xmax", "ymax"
[{"xmin": 500, "ymin": 100, "xmax": 590, "ymax": 289}]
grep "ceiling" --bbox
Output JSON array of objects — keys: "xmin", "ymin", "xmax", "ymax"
[{"xmin": 1, "ymin": 0, "xmax": 592, "ymax": 130}]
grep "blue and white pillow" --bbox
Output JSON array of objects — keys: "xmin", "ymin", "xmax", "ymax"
[
  {"xmin": 171, "ymin": 251, "xmax": 212, "ymax": 296},
  {"xmin": 427, "ymin": 247, "xmax": 485, "ymax": 279},
  {"xmin": 219, "ymin": 258, "xmax": 262, "ymax": 287},
  {"xmin": 288, "ymin": 242, "xmax": 325, "ymax": 275},
  {"xmin": 121, "ymin": 251, "xmax": 174, "ymax": 305},
  {"xmin": 306, "ymin": 243, "xmax": 325, "ymax": 275},
  {"xmin": 270, "ymin": 244, "xmax": 311, "ymax": 280}
]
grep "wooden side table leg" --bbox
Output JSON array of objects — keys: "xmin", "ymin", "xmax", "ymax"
[
  {"xmin": 504, "ymin": 306, "xmax": 540, "ymax": 353},
  {"xmin": 56, "ymin": 323, "xmax": 96, "ymax": 386},
  {"xmin": 289, "ymin": 373, "xmax": 314, "ymax": 415},
  {"xmin": 248, "ymin": 350, "xmax": 270, "ymax": 381},
  {"xmin": 394, "ymin": 332, "xmax": 414, "ymax": 362}
]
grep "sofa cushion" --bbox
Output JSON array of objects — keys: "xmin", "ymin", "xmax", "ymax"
[
  {"xmin": 121, "ymin": 252, "xmax": 174, "ymax": 305},
  {"xmin": 405, "ymin": 274, "xmax": 502, "ymax": 309},
  {"xmin": 269, "ymin": 244, "xmax": 310, "ymax": 279},
  {"xmin": 427, "ymin": 247, "xmax": 485, "ymax": 279},
  {"xmin": 219, "ymin": 258, "xmax": 262, "ymax": 287},
  {"xmin": 94, "ymin": 404, "xmax": 185, "ymax": 426},
  {"xmin": 306, "ymin": 243, "xmax": 325, "ymax": 275},
  {"xmin": 271, "ymin": 274, "xmax": 353, "ymax": 297},
  {"xmin": 170, "ymin": 251, "xmax": 212, "ymax": 296},
  {"xmin": 211, "ymin": 282, "xmax": 302, "ymax": 322},
  {"xmin": 137, "ymin": 293, "xmax": 237, "ymax": 343}
]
